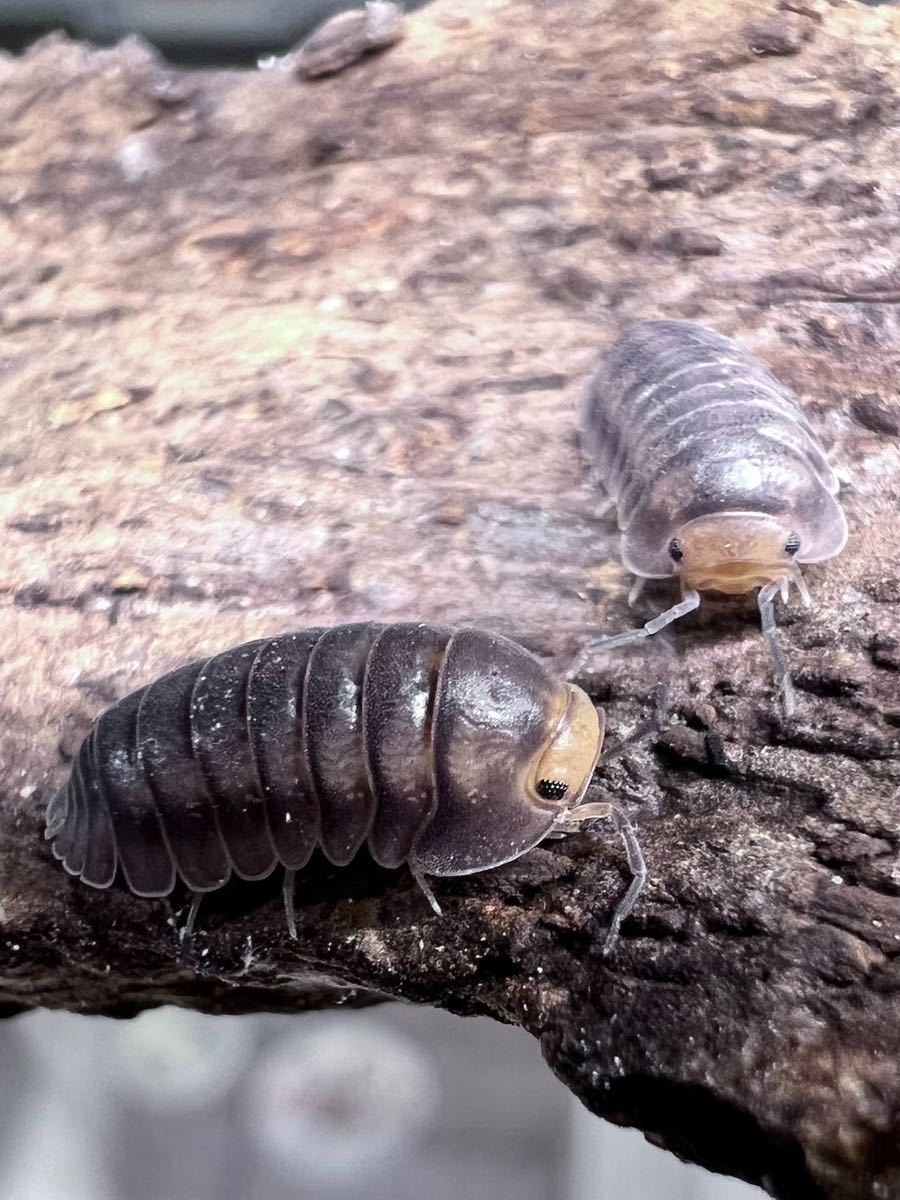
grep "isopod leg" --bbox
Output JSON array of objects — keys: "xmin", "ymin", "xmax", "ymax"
[
  {"xmin": 553, "ymin": 800, "xmax": 612, "ymax": 832},
  {"xmin": 627, "ymin": 577, "xmax": 646, "ymax": 607},
  {"xmin": 555, "ymin": 801, "xmax": 647, "ymax": 954},
  {"xmin": 410, "ymin": 866, "xmax": 443, "ymax": 917},
  {"xmin": 791, "ymin": 565, "xmax": 812, "ymax": 608},
  {"xmin": 596, "ymin": 496, "xmax": 615, "ymax": 519},
  {"xmin": 181, "ymin": 892, "xmax": 203, "ymax": 943},
  {"xmin": 758, "ymin": 580, "xmax": 797, "ymax": 717},
  {"xmin": 601, "ymin": 680, "xmax": 669, "ymax": 763},
  {"xmin": 283, "ymin": 869, "xmax": 298, "ymax": 940},
  {"xmin": 586, "ymin": 468, "xmax": 615, "ymax": 517},
  {"xmin": 567, "ymin": 587, "xmax": 701, "ymax": 677},
  {"xmin": 602, "ymin": 804, "xmax": 648, "ymax": 956}
]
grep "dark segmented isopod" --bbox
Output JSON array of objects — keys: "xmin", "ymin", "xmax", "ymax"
[
  {"xmin": 578, "ymin": 320, "xmax": 848, "ymax": 712},
  {"xmin": 46, "ymin": 622, "xmax": 646, "ymax": 952}
]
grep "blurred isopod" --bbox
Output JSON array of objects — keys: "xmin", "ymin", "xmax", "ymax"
[{"xmin": 578, "ymin": 320, "xmax": 848, "ymax": 713}]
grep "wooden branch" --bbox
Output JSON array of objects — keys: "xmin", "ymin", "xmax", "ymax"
[{"xmin": 1, "ymin": 3, "xmax": 899, "ymax": 1198}]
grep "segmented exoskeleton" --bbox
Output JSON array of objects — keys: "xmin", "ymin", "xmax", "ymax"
[
  {"xmin": 579, "ymin": 321, "xmax": 848, "ymax": 712},
  {"xmin": 46, "ymin": 622, "xmax": 645, "ymax": 951}
]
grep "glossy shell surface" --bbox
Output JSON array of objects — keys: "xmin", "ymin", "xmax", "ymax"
[
  {"xmin": 582, "ymin": 320, "xmax": 848, "ymax": 578},
  {"xmin": 46, "ymin": 622, "xmax": 585, "ymax": 895}
]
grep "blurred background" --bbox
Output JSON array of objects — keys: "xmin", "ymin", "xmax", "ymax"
[
  {"xmin": 0, "ymin": 1, "xmax": 430, "ymax": 64},
  {"xmin": 0, "ymin": 0, "xmax": 891, "ymax": 63},
  {"xmin": 0, "ymin": 1005, "xmax": 761, "ymax": 1200}
]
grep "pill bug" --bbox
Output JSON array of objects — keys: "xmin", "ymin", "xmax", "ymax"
[
  {"xmin": 293, "ymin": 1, "xmax": 403, "ymax": 79},
  {"xmin": 578, "ymin": 320, "xmax": 848, "ymax": 713},
  {"xmin": 45, "ymin": 622, "xmax": 646, "ymax": 951}
]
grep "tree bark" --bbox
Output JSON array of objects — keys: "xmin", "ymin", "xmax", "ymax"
[{"xmin": 1, "ymin": 2, "xmax": 899, "ymax": 1198}]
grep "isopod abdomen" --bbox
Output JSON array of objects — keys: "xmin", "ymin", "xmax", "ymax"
[
  {"xmin": 46, "ymin": 622, "xmax": 645, "ymax": 949},
  {"xmin": 580, "ymin": 320, "xmax": 848, "ymax": 711}
]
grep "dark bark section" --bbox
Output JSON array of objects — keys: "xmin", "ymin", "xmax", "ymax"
[{"xmin": 1, "ymin": 3, "xmax": 899, "ymax": 1199}]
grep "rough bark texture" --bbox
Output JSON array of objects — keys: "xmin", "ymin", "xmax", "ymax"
[{"xmin": 1, "ymin": 2, "xmax": 899, "ymax": 1198}]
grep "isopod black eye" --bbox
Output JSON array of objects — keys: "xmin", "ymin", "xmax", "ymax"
[
  {"xmin": 668, "ymin": 538, "xmax": 684, "ymax": 562},
  {"xmin": 784, "ymin": 531, "xmax": 801, "ymax": 556},
  {"xmin": 536, "ymin": 778, "xmax": 569, "ymax": 801}
]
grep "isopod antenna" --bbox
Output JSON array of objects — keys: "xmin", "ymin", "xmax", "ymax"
[{"xmin": 757, "ymin": 581, "xmax": 797, "ymax": 717}]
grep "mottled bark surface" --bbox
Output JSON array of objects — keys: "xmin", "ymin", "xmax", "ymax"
[{"xmin": 1, "ymin": 2, "xmax": 899, "ymax": 1197}]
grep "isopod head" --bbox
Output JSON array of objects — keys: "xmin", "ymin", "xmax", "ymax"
[
  {"xmin": 671, "ymin": 512, "xmax": 801, "ymax": 595},
  {"xmin": 531, "ymin": 682, "xmax": 604, "ymax": 805},
  {"xmin": 668, "ymin": 485, "xmax": 848, "ymax": 597},
  {"xmin": 410, "ymin": 629, "xmax": 604, "ymax": 878}
]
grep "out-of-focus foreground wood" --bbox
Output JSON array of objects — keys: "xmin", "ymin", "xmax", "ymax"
[{"xmin": 1, "ymin": 2, "xmax": 899, "ymax": 1197}]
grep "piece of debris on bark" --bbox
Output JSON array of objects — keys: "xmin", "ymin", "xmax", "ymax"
[{"xmin": 293, "ymin": 2, "xmax": 404, "ymax": 79}]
